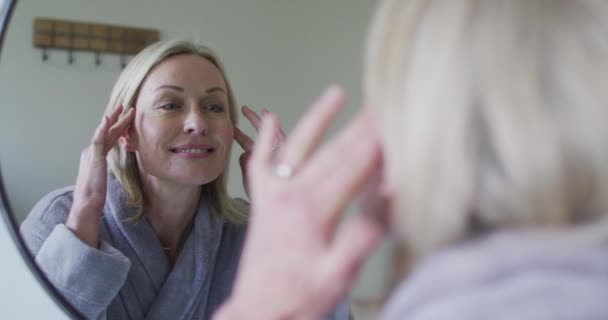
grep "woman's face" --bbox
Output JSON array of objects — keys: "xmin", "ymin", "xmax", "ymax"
[{"xmin": 128, "ymin": 54, "xmax": 233, "ymax": 188}]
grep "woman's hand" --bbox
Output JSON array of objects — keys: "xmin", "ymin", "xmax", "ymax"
[
  {"xmin": 234, "ymin": 106, "xmax": 286, "ymax": 197},
  {"xmin": 216, "ymin": 86, "xmax": 387, "ymax": 320},
  {"xmin": 66, "ymin": 105, "xmax": 135, "ymax": 248}
]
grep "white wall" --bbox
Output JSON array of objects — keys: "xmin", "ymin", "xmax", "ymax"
[{"xmin": 0, "ymin": 0, "xmax": 390, "ymax": 317}]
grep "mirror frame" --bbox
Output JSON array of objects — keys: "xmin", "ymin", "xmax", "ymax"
[{"xmin": 0, "ymin": 1, "xmax": 83, "ymax": 318}]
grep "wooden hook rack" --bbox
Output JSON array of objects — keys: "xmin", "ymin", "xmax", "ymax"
[{"xmin": 33, "ymin": 17, "xmax": 160, "ymax": 66}]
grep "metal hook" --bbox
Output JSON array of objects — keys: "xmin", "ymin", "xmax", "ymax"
[
  {"xmin": 68, "ymin": 23, "xmax": 75, "ymax": 64},
  {"xmin": 95, "ymin": 52, "xmax": 101, "ymax": 67},
  {"xmin": 42, "ymin": 47, "xmax": 48, "ymax": 61}
]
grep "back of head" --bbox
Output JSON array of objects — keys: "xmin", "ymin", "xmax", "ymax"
[{"xmin": 365, "ymin": 0, "xmax": 608, "ymax": 257}]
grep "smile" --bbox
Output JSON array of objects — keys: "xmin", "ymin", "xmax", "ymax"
[
  {"xmin": 170, "ymin": 145, "xmax": 216, "ymax": 159},
  {"xmin": 171, "ymin": 147, "xmax": 215, "ymax": 154}
]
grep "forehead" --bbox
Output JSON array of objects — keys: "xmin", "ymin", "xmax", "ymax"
[{"xmin": 141, "ymin": 54, "xmax": 227, "ymax": 92}]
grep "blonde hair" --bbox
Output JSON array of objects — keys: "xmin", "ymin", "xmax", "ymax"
[
  {"xmin": 105, "ymin": 40, "xmax": 247, "ymax": 224},
  {"xmin": 365, "ymin": 0, "xmax": 608, "ymax": 258}
]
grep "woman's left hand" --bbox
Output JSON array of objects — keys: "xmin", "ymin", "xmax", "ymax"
[{"xmin": 234, "ymin": 105, "xmax": 286, "ymax": 197}]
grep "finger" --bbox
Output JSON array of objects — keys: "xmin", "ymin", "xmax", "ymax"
[
  {"xmin": 92, "ymin": 116, "xmax": 110, "ymax": 144},
  {"xmin": 300, "ymin": 111, "xmax": 382, "ymax": 227},
  {"xmin": 239, "ymin": 152, "xmax": 251, "ymax": 171},
  {"xmin": 242, "ymin": 105, "xmax": 263, "ymax": 131},
  {"xmin": 239, "ymin": 152, "xmax": 252, "ymax": 197},
  {"xmin": 107, "ymin": 104, "xmax": 124, "ymax": 126},
  {"xmin": 250, "ymin": 107, "xmax": 286, "ymax": 147},
  {"xmin": 106, "ymin": 107, "xmax": 136, "ymax": 149},
  {"xmin": 322, "ymin": 212, "xmax": 385, "ymax": 298},
  {"xmin": 306, "ymin": 110, "xmax": 377, "ymax": 182},
  {"xmin": 262, "ymin": 109, "xmax": 287, "ymax": 143},
  {"xmin": 279, "ymin": 85, "xmax": 345, "ymax": 167},
  {"xmin": 91, "ymin": 116, "xmax": 110, "ymax": 155},
  {"xmin": 250, "ymin": 114, "xmax": 280, "ymax": 182},
  {"xmin": 234, "ymin": 127, "xmax": 255, "ymax": 152}
]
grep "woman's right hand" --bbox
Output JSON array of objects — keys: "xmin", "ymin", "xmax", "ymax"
[
  {"xmin": 66, "ymin": 105, "xmax": 135, "ymax": 248},
  {"xmin": 215, "ymin": 86, "xmax": 387, "ymax": 320}
]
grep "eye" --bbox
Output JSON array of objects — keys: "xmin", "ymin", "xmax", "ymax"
[
  {"xmin": 159, "ymin": 103, "xmax": 180, "ymax": 111},
  {"xmin": 206, "ymin": 104, "xmax": 225, "ymax": 113}
]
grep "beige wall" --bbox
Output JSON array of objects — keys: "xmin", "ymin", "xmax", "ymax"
[{"xmin": 0, "ymin": 0, "xmax": 390, "ymax": 317}]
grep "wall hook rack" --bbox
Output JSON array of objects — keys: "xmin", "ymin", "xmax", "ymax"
[{"xmin": 33, "ymin": 18, "xmax": 159, "ymax": 68}]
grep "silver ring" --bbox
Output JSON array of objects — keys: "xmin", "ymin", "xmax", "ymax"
[{"xmin": 274, "ymin": 163, "xmax": 294, "ymax": 179}]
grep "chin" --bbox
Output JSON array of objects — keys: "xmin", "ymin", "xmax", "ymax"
[{"xmin": 180, "ymin": 172, "xmax": 222, "ymax": 186}]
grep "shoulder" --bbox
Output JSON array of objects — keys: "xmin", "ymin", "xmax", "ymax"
[
  {"xmin": 22, "ymin": 186, "xmax": 75, "ymax": 228},
  {"xmin": 19, "ymin": 186, "xmax": 75, "ymax": 255},
  {"xmin": 379, "ymin": 230, "xmax": 608, "ymax": 319}
]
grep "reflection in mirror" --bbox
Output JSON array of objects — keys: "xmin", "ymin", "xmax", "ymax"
[{"xmin": 0, "ymin": 0, "xmax": 392, "ymax": 319}]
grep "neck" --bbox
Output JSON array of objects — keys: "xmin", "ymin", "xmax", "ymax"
[{"xmin": 140, "ymin": 175, "xmax": 202, "ymax": 255}]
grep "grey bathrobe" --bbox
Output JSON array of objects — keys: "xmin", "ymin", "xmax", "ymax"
[
  {"xmin": 378, "ymin": 227, "xmax": 608, "ymax": 320},
  {"xmin": 20, "ymin": 175, "xmax": 350, "ymax": 320}
]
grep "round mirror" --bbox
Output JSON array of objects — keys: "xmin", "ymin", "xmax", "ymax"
[
  {"xmin": 0, "ymin": 1, "xmax": 391, "ymax": 319},
  {"xmin": 0, "ymin": 1, "xmax": 81, "ymax": 318}
]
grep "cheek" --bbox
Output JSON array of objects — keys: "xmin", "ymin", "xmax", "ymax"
[{"xmin": 138, "ymin": 115, "xmax": 176, "ymax": 143}]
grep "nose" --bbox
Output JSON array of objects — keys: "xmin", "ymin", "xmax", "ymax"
[{"xmin": 183, "ymin": 106, "xmax": 208, "ymax": 135}]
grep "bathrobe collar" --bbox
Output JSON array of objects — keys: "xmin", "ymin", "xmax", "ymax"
[{"xmin": 104, "ymin": 175, "xmax": 224, "ymax": 319}]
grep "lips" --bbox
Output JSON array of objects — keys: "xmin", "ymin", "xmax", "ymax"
[{"xmin": 170, "ymin": 144, "xmax": 216, "ymax": 157}]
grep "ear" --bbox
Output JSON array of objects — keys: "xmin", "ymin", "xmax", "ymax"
[{"xmin": 119, "ymin": 129, "xmax": 137, "ymax": 152}]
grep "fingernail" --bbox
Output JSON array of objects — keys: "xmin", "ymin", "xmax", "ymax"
[
  {"xmin": 320, "ymin": 85, "xmax": 342, "ymax": 103},
  {"xmin": 262, "ymin": 112, "xmax": 274, "ymax": 123}
]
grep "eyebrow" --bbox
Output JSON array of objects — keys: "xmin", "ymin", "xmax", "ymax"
[
  {"xmin": 154, "ymin": 85, "xmax": 226, "ymax": 94},
  {"xmin": 155, "ymin": 85, "xmax": 184, "ymax": 92},
  {"xmin": 206, "ymin": 87, "xmax": 227, "ymax": 94}
]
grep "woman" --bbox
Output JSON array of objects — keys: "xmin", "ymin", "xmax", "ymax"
[
  {"xmin": 215, "ymin": 0, "xmax": 608, "ymax": 319},
  {"xmin": 20, "ymin": 40, "xmax": 350, "ymax": 320}
]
